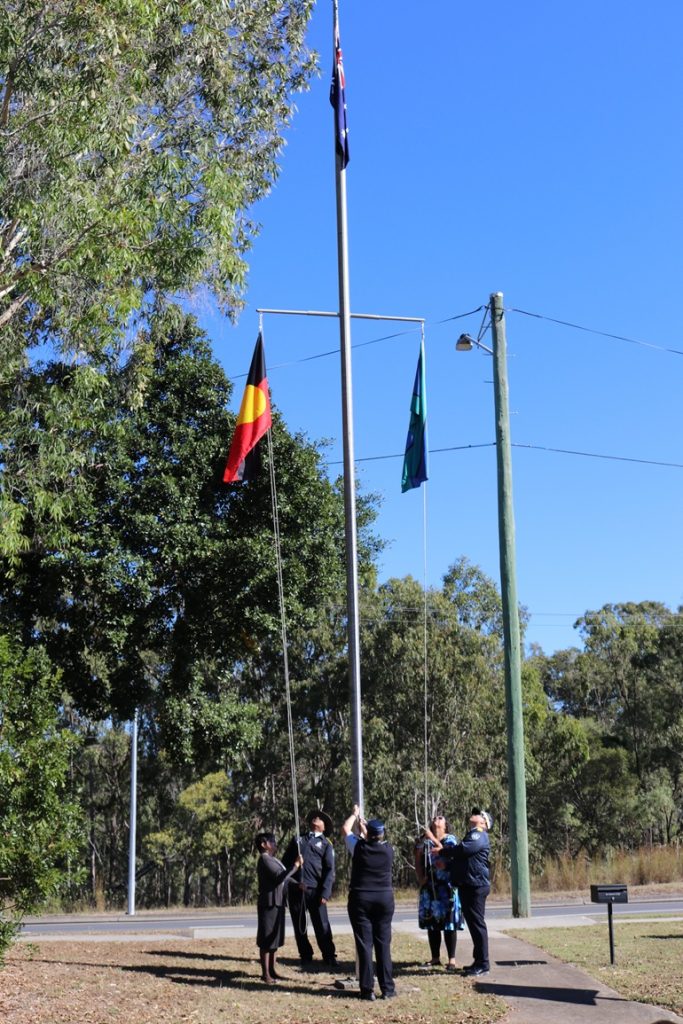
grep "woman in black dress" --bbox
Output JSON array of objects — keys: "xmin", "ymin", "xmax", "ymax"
[{"xmin": 255, "ymin": 832, "xmax": 303, "ymax": 984}]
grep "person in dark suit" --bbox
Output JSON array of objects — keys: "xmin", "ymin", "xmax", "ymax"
[
  {"xmin": 450, "ymin": 808, "xmax": 493, "ymax": 977},
  {"xmin": 342, "ymin": 804, "xmax": 396, "ymax": 1001},
  {"xmin": 283, "ymin": 809, "xmax": 337, "ymax": 966},
  {"xmin": 255, "ymin": 832, "xmax": 302, "ymax": 984}
]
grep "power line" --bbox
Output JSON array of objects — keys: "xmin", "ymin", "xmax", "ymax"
[
  {"xmin": 328, "ymin": 441, "xmax": 683, "ymax": 470},
  {"xmin": 511, "ymin": 442, "xmax": 683, "ymax": 469},
  {"xmin": 509, "ymin": 307, "xmax": 683, "ymax": 358},
  {"xmin": 337, "ymin": 442, "xmax": 496, "ymax": 465}
]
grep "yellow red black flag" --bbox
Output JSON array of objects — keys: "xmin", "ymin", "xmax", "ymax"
[{"xmin": 223, "ymin": 334, "xmax": 272, "ymax": 483}]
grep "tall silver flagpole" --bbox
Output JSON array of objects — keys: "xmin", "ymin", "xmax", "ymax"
[{"xmin": 332, "ymin": 0, "xmax": 363, "ymax": 813}]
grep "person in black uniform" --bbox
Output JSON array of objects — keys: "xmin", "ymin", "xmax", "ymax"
[
  {"xmin": 342, "ymin": 804, "xmax": 396, "ymax": 1001},
  {"xmin": 283, "ymin": 809, "xmax": 337, "ymax": 966},
  {"xmin": 450, "ymin": 808, "xmax": 493, "ymax": 977},
  {"xmin": 254, "ymin": 832, "xmax": 303, "ymax": 985}
]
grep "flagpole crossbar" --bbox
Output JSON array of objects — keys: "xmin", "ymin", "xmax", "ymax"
[{"xmin": 256, "ymin": 308, "xmax": 425, "ymax": 324}]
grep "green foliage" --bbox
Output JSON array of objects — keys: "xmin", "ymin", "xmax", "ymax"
[
  {"xmin": 144, "ymin": 771, "xmax": 244, "ymax": 905},
  {"xmin": 356, "ymin": 565, "xmax": 508, "ymax": 879},
  {"xmin": 0, "ymin": 0, "xmax": 316, "ymax": 361},
  {"xmin": 0, "ymin": 361, "xmax": 110, "ymax": 562},
  {"xmin": 0, "ymin": 634, "xmax": 81, "ymax": 959},
  {"xmin": 535, "ymin": 601, "xmax": 683, "ymax": 852},
  {"xmin": 1, "ymin": 306, "xmax": 362, "ymax": 753}
]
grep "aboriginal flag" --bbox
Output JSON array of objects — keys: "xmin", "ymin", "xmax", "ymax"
[{"xmin": 223, "ymin": 334, "xmax": 272, "ymax": 483}]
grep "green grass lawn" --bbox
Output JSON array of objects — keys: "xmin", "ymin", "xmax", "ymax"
[{"xmin": 508, "ymin": 920, "xmax": 683, "ymax": 1017}]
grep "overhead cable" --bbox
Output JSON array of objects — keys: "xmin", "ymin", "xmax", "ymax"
[
  {"xmin": 329, "ymin": 442, "xmax": 683, "ymax": 470},
  {"xmin": 509, "ymin": 307, "xmax": 683, "ymax": 357}
]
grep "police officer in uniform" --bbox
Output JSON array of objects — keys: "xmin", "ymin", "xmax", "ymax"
[
  {"xmin": 283, "ymin": 809, "xmax": 337, "ymax": 966},
  {"xmin": 342, "ymin": 804, "xmax": 396, "ymax": 1001},
  {"xmin": 451, "ymin": 808, "xmax": 493, "ymax": 977}
]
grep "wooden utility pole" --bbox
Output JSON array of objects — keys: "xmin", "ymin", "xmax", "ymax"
[{"xmin": 490, "ymin": 291, "xmax": 531, "ymax": 917}]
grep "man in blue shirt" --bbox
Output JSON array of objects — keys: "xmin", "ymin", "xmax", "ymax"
[{"xmin": 451, "ymin": 808, "xmax": 492, "ymax": 977}]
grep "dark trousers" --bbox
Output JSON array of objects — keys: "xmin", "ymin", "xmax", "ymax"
[
  {"xmin": 428, "ymin": 927, "xmax": 457, "ymax": 961},
  {"xmin": 459, "ymin": 885, "xmax": 489, "ymax": 968},
  {"xmin": 288, "ymin": 886, "xmax": 336, "ymax": 962},
  {"xmin": 348, "ymin": 891, "xmax": 395, "ymax": 996}
]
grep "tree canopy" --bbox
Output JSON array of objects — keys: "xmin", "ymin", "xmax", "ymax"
[{"xmin": 0, "ymin": 0, "xmax": 315, "ymax": 360}]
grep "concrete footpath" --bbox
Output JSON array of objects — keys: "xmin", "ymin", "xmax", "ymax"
[{"xmin": 445, "ymin": 916, "xmax": 683, "ymax": 1024}]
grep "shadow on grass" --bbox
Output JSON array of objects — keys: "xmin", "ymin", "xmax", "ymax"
[
  {"xmin": 142, "ymin": 950, "xmax": 358, "ymax": 977},
  {"xmin": 645, "ymin": 934, "xmax": 683, "ymax": 941},
  {"xmin": 474, "ymin": 982, "xmax": 629, "ymax": 1006},
  {"xmin": 118, "ymin": 962, "xmax": 351, "ymax": 995},
  {"xmin": 27, "ymin": 955, "xmax": 359, "ymax": 997},
  {"xmin": 145, "ymin": 949, "xmax": 255, "ymax": 963}
]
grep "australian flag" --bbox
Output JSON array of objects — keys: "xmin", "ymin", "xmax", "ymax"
[{"xmin": 330, "ymin": 12, "xmax": 349, "ymax": 168}]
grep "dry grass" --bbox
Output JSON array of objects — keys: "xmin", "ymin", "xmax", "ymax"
[
  {"xmin": 0, "ymin": 934, "xmax": 508, "ymax": 1024},
  {"xmin": 534, "ymin": 845, "xmax": 683, "ymax": 893},
  {"xmin": 508, "ymin": 919, "xmax": 683, "ymax": 1017},
  {"xmin": 491, "ymin": 845, "xmax": 683, "ymax": 895}
]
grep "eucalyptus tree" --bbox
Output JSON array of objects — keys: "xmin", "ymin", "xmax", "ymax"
[
  {"xmin": 0, "ymin": 0, "xmax": 315, "ymax": 559},
  {"xmin": 0, "ymin": 0, "xmax": 315, "ymax": 355},
  {"xmin": 357, "ymin": 563, "xmax": 509, "ymax": 878},
  {"xmin": 535, "ymin": 602, "xmax": 683, "ymax": 848}
]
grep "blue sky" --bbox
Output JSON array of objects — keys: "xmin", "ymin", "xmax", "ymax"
[{"xmin": 200, "ymin": 0, "xmax": 683, "ymax": 656}]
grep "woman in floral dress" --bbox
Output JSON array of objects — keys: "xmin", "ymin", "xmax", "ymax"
[{"xmin": 415, "ymin": 814, "xmax": 464, "ymax": 970}]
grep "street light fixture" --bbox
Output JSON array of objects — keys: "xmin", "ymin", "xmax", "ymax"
[
  {"xmin": 455, "ymin": 333, "xmax": 475, "ymax": 352},
  {"xmin": 456, "ymin": 291, "xmax": 531, "ymax": 918}
]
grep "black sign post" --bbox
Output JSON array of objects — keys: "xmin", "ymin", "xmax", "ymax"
[{"xmin": 590, "ymin": 884, "xmax": 628, "ymax": 964}]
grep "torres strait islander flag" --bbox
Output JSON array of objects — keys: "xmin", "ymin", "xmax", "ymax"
[
  {"xmin": 401, "ymin": 340, "xmax": 428, "ymax": 492},
  {"xmin": 223, "ymin": 334, "xmax": 272, "ymax": 483}
]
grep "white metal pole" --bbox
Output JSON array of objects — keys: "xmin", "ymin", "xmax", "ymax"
[{"xmin": 127, "ymin": 709, "xmax": 138, "ymax": 916}]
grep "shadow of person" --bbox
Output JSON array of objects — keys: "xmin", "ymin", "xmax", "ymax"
[
  {"xmin": 473, "ymin": 982, "xmax": 629, "ymax": 1007},
  {"xmin": 145, "ymin": 949, "xmax": 255, "ymax": 963}
]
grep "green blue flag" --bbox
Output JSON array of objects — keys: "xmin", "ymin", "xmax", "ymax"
[{"xmin": 401, "ymin": 340, "xmax": 428, "ymax": 492}]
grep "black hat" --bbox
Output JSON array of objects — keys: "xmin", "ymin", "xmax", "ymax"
[
  {"xmin": 366, "ymin": 818, "xmax": 385, "ymax": 839},
  {"xmin": 306, "ymin": 809, "xmax": 333, "ymax": 834}
]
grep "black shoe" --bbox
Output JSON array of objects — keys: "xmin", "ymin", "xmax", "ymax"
[
  {"xmin": 381, "ymin": 990, "xmax": 397, "ymax": 999},
  {"xmin": 464, "ymin": 965, "xmax": 490, "ymax": 977},
  {"xmin": 360, "ymin": 991, "xmax": 376, "ymax": 1001},
  {"xmin": 324, "ymin": 958, "xmax": 339, "ymax": 969}
]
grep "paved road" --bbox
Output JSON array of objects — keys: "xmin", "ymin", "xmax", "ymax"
[{"xmin": 21, "ymin": 897, "xmax": 683, "ymax": 939}]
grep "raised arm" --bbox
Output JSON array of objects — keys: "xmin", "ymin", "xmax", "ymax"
[{"xmin": 341, "ymin": 803, "xmax": 361, "ymax": 837}]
